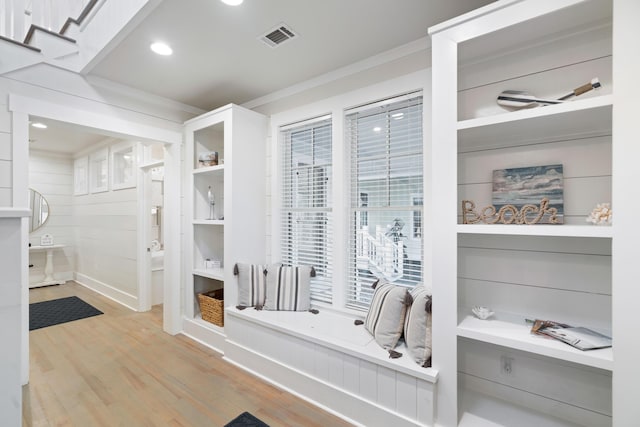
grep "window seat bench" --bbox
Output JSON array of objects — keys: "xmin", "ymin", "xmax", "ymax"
[{"xmin": 224, "ymin": 306, "xmax": 438, "ymax": 427}]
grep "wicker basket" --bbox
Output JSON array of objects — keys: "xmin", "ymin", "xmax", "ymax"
[{"xmin": 197, "ymin": 289, "xmax": 224, "ymax": 327}]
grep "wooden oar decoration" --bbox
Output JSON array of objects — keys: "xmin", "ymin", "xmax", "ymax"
[{"xmin": 497, "ymin": 77, "xmax": 601, "ymax": 109}]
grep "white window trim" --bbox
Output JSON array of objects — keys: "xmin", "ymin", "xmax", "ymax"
[
  {"xmin": 73, "ymin": 156, "xmax": 89, "ymax": 196},
  {"xmin": 89, "ymin": 147, "xmax": 109, "ymax": 194},
  {"xmin": 110, "ymin": 140, "xmax": 137, "ymax": 190},
  {"xmin": 270, "ymin": 69, "xmax": 430, "ymax": 315},
  {"xmin": 345, "ymin": 91, "xmax": 424, "ymax": 310},
  {"xmin": 280, "ymin": 116, "xmax": 333, "ymax": 304}
]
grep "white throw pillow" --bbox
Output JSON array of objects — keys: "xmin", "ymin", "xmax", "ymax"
[
  {"xmin": 364, "ymin": 281, "xmax": 412, "ymax": 350},
  {"xmin": 404, "ymin": 285, "xmax": 433, "ymax": 367},
  {"xmin": 235, "ymin": 263, "xmax": 269, "ymax": 307},
  {"xmin": 264, "ymin": 265, "xmax": 312, "ymax": 311}
]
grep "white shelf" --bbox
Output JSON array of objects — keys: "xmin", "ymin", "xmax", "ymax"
[
  {"xmin": 29, "ymin": 244, "xmax": 66, "ymax": 250},
  {"xmin": 193, "ymin": 219, "xmax": 224, "ymax": 226},
  {"xmin": 193, "ymin": 268, "xmax": 224, "ymax": 281},
  {"xmin": 139, "ymin": 159, "xmax": 164, "ymax": 170},
  {"xmin": 193, "ymin": 164, "xmax": 224, "ymax": 175},
  {"xmin": 456, "ymin": 224, "xmax": 612, "ymax": 238},
  {"xmin": 458, "ymin": 95, "xmax": 612, "ymax": 150},
  {"xmin": 457, "ymin": 314, "xmax": 613, "ymax": 371}
]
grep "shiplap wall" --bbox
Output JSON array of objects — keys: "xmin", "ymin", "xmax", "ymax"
[
  {"xmin": 0, "ymin": 90, "xmax": 12, "ymax": 206},
  {"xmin": 73, "ymin": 141, "xmax": 138, "ymax": 300},
  {"xmin": 455, "ymin": 25, "xmax": 612, "ymax": 426},
  {"xmin": 28, "ymin": 152, "xmax": 74, "ymax": 285}
]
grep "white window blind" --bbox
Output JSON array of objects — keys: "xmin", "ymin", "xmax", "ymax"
[
  {"xmin": 346, "ymin": 93, "xmax": 423, "ymax": 310},
  {"xmin": 281, "ymin": 116, "xmax": 333, "ymax": 304}
]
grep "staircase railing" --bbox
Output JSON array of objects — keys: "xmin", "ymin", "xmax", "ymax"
[
  {"xmin": 1, "ymin": 0, "xmax": 90, "ymax": 41},
  {"xmin": 356, "ymin": 225, "xmax": 404, "ymax": 282}
]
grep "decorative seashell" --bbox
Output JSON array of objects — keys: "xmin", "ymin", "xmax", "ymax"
[
  {"xmin": 472, "ymin": 306, "xmax": 495, "ymax": 320},
  {"xmin": 586, "ymin": 202, "xmax": 612, "ymax": 225}
]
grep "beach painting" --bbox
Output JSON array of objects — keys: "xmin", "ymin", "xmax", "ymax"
[{"xmin": 492, "ymin": 164, "xmax": 564, "ymax": 224}]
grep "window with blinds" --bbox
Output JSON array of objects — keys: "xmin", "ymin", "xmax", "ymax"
[
  {"xmin": 345, "ymin": 93, "xmax": 423, "ymax": 310},
  {"xmin": 280, "ymin": 116, "xmax": 333, "ymax": 304}
]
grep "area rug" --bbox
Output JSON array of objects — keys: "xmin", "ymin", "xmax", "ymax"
[
  {"xmin": 29, "ymin": 296, "xmax": 103, "ymax": 331},
  {"xmin": 224, "ymin": 411, "xmax": 270, "ymax": 427}
]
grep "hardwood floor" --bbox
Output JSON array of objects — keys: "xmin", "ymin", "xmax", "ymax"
[{"xmin": 24, "ymin": 282, "xmax": 353, "ymax": 427}]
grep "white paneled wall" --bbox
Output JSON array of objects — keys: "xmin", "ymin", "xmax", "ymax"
[
  {"xmin": 73, "ymin": 182, "xmax": 138, "ymax": 302},
  {"xmin": 454, "ymin": 22, "xmax": 613, "ymax": 426},
  {"xmin": 0, "ymin": 93, "xmax": 12, "ymax": 206},
  {"xmin": 28, "ymin": 152, "xmax": 74, "ymax": 285},
  {"xmin": 0, "ymin": 213, "xmax": 29, "ymax": 427},
  {"xmin": 225, "ymin": 310, "xmax": 436, "ymax": 427}
]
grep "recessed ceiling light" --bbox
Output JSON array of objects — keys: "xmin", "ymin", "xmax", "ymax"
[
  {"xmin": 221, "ymin": 0, "xmax": 243, "ymax": 5},
  {"xmin": 150, "ymin": 42, "xmax": 173, "ymax": 56},
  {"xmin": 31, "ymin": 122, "xmax": 47, "ymax": 129}
]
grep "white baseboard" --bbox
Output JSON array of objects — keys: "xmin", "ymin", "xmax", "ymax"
[
  {"xmin": 181, "ymin": 317, "xmax": 226, "ymax": 355},
  {"xmin": 224, "ymin": 339, "xmax": 428, "ymax": 427},
  {"xmin": 74, "ymin": 272, "xmax": 138, "ymax": 311}
]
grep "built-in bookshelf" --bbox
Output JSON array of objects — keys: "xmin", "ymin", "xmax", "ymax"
[
  {"xmin": 182, "ymin": 104, "xmax": 266, "ymax": 350},
  {"xmin": 430, "ymin": 1, "xmax": 615, "ymax": 425}
]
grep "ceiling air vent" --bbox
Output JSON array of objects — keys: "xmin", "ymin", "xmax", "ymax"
[{"xmin": 260, "ymin": 23, "xmax": 297, "ymax": 48}]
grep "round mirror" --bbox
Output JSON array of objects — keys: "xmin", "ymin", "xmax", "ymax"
[{"xmin": 29, "ymin": 188, "xmax": 50, "ymax": 233}]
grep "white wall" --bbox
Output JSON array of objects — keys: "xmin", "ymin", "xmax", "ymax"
[
  {"xmin": 73, "ymin": 138, "xmax": 139, "ymax": 307},
  {"xmin": 28, "ymin": 151, "xmax": 74, "ymax": 285},
  {"xmin": 0, "ymin": 83, "xmax": 13, "ymax": 205}
]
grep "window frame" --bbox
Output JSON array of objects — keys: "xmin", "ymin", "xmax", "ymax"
[
  {"xmin": 279, "ymin": 115, "xmax": 334, "ymax": 304},
  {"xmin": 270, "ymin": 71, "xmax": 429, "ymax": 315},
  {"xmin": 345, "ymin": 92, "xmax": 425, "ymax": 311}
]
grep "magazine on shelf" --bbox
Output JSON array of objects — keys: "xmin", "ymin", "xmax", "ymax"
[{"xmin": 530, "ymin": 319, "xmax": 612, "ymax": 351}]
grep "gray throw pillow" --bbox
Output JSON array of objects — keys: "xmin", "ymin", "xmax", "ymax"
[
  {"xmin": 404, "ymin": 285, "xmax": 433, "ymax": 367},
  {"xmin": 364, "ymin": 281, "xmax": 412, "ymax": 350},
  {"xmin": 236, "ymin": 263, "xmax": 269, "ymax": 307},
  {"xmin": 264, "ymin": 265, "xmax": 312, "ymax": 311}
]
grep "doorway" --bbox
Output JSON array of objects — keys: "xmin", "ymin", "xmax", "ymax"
[
  {"xmin": 11, "ymin": 93, "xmax": 182, "ymax": 385},
  {"xmin": 138, "ymin": 142, "xmax": 167, "ymax": 311}
]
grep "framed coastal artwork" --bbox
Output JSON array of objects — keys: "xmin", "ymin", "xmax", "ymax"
[{"xmin": 492, "ymin": 164, "xmax": 564, "ymax": 224}]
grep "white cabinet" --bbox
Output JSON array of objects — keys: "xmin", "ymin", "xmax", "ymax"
[
  {"xmin": 182, "ymin": 104, "xmax": 266, "ymax": 350},
  {"xmin": 429, "ymin": 1, "xmax": 624, "ymax": 425}
]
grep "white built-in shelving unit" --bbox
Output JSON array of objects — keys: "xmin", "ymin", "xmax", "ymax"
[
  {"xmin": 428, "ymin": 0, "xmax": 635, "ymax": 425},
  {"xmin": 182, "ymin": 104, "xmax": 266, "ymax": 351}
]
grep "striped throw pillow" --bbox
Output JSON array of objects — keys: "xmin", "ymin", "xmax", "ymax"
[
  {"xmin": 364, "ymin": 281, "xmax": 412, "ymax": 350},
  {"xmin": 404, "ymin": 285, "xmax": 433, "ymax": 367},
  {"xmin": 264, "ymin": 265, "xmax": 311, "ymax": 311},
  {"xmin": 236, "ymin": 263, "xmax": 269, "ymax": 307}
]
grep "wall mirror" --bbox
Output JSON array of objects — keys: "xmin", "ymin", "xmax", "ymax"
[{"xmin": 29, "ymin": 188, "xmax": 50, "ymax": 233}]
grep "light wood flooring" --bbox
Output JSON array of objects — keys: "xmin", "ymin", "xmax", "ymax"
[{"xmin": 24, "ymin": 282, "xmax": 353, "ymax": 427}]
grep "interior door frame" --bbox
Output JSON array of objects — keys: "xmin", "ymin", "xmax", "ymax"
[
  {"xmin": 9, "ymin": 94, "xmax": 183, "ymax": 385},
  {"xmin": 137, "ymin": 145, "xmax": 167, "ymax": 311}
]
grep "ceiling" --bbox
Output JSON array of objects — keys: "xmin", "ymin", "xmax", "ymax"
[
  {"xmin": 89, "ymin": 0, "xmax": 495, "ymax": 111},
  {"xmin": 30, "ymin": 0, "xmax": 496, "ymax": 155},
  {"xmin": 29, "ymin": 117, "xmax": 106, "ymax": 154}
]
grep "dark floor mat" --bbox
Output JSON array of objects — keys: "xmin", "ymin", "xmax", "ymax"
[
  {"xmin": 224, "ymin": 412, "xmax": 270, "ymax": 427},
  {"xmin": 29, "ymin": 296, "xmax": 103, "ymax": 331}
]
